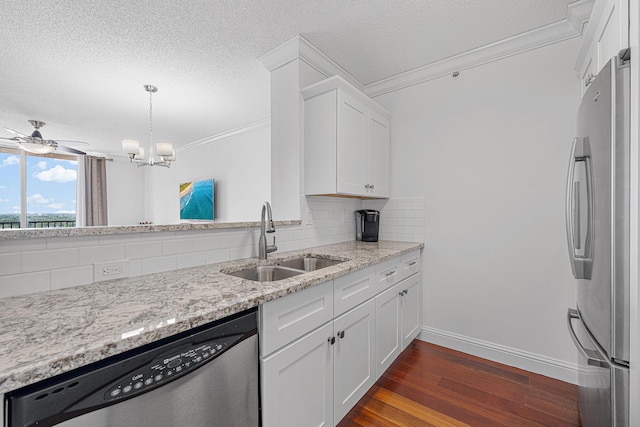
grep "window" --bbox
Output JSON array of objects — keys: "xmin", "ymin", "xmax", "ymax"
[{"xmin": 0, "ymin": 147, "xmax": 78, "ymax": 228}]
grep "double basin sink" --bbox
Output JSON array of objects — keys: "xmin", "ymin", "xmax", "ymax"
[{"xmin": 223, "ymin": 256, "xmax": 345, "ymax": 282}]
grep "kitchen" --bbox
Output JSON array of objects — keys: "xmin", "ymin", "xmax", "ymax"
[{"xmin": 0, "ymin": 1, "xmax": 638, "ymax": 426}]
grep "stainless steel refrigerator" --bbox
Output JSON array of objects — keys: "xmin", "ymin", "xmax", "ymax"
[{"xmin": 566, "ymin": 51, "xmax": 630, "ymax": 427}]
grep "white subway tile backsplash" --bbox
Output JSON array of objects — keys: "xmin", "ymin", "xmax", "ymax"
[
  {"xmin": 0, "ymin": 271, "xmax": 50, "ymax": 298},
  {"xmin": 0, "ymin": 253, "xmax": 21, "ymax": 276},
  {"xmin": 139, "ymin": 231, "xmax": 176, "ymax": 241},
  {"xmin": 205, "ymin": 249, "xmax": 230, "ymax": 264},
  {"xmin": 162, "ymin": 239, "xmax": 194, "ymax": 256},
  {"xmin": 229, "ymin": 246, "xmax": 255, "ymax": 261},
  {"xmin": 142, "ymin": 256, "xmax": 177, "ymax": 275},
  {"xmin": 125, "ymin": 241, "xmax": 162, "ymax": 260},
  {"xmin": 51, "ymin": 266, "xmax": 94, "ymax": 290},
  {"xmin": 193, "ymin": 236, "xmax": 220, "ymax": 252},
  {"xmin": 47, "ymin": 236, "xmax": 100, "ymax": 249},
  {"xmin": 0, "ymin": 196, "xmax": 420, "ymax": 298},
  {"xmin": 177, "ymin": 253, "xmax": 206, "ymax": 270},
  {"xmin": 128, "ymin": 259, "xmax": 142, "ymax": 277},
  {"xmin": 22, "ymin": 248, "xmax": 79, "ymax": 273},
  {"xmin": 99, "ymin": 233, "xmax": 142, "ymax": 244},
  {"xmin": 0, "ymin": 238, "xmax": 47, "ymax": 254},
  {"xmin": 78, "ymin": 245, "xmax": 125, "ymax": 265}
]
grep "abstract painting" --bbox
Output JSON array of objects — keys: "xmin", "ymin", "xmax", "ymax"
[{"xmin": 179, "ymin": 179, "xmax": 214, "ymax": 221}]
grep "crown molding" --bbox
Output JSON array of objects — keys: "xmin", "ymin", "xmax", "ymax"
[
  {"xmin": 258, "ymin": 35, "xmax": 364, "ymax": 91},
  {"xmin": 178, "ymin": 118, "xmax": 271, "ymax": 154},
  {"xmin": 567, "ymin": 0, "xmax": 596, "ymax": 35},
  {"xmin": 364, "ymin": 15, "xmax": 591, "ymax": 97},
  {"xmin": 259, "ymin": 2, "xmax": 594, "ymax": 99}
]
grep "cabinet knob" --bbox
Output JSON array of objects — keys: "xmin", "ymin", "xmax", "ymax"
[
  {"xmin": 370, "ymin": 184, "xmax": 375, "ymax": 190},
  {"xmin": 365, "ymin": 184, "xmax": 370, "ymax": 190},
  {"xmin": 337, "ymin": 330, "xmax": 345, "ymax": 339},
  {"xmin": 328, "ymin": 336, "xmax": 336, "ymax": 345}
]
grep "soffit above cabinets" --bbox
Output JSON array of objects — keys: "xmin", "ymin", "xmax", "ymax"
[{"xmin": 0, "ymin": 0, "xmax": 586, "ymax": 156}]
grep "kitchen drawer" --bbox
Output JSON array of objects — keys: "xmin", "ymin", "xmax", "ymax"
[
  {"xmin": 260, "ymin": 280, "xmax": 333, "ymax": 357},
  {"xmin": 334, "ymin": 265, "xmax": 376, "ymax": 317},
  {"xmin": 374, "ymin": 256, "xmax": 402, "ymax": 292},
  {"xmin": 399, "ymin": 250, "xmax": 421, "ymax": 282}
]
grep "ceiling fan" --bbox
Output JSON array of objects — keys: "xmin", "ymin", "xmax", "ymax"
[{"xmin": 0, "ymin": 120, "xmax": 88, "ymax": 155}]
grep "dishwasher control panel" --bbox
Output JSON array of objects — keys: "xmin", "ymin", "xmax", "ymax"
[{"xmin": 105, "ymin": 339, "xmax": 228, "ymax": 401}]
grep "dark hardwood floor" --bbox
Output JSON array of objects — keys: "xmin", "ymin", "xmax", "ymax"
[{"xmin": 337, "ymin": 340, "xmax": 581, "ymax": 427}]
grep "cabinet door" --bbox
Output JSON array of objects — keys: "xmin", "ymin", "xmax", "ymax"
[
  {"xmin": 400, "ymin": 273, "xmax": 421, "ymax": 349},
  {"xmin": 375, "ymin": 283, "xmax": 401, "ymax": 378},
  {"xmin": 261, "ymin": 322, "xmax": 334, "ymax": 427},
  {"xmin": 333, "ymin": 299, "xmax": 376, "ymax": 423},
  {"xmin": 367, "ymin": 110, "xmax": 390, "ymax": 197},
  {"xmin": 336, "ymin": 91, "xmax": 369, "ymax": 196}
]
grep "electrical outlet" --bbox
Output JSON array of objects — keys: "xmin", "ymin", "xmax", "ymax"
[{"xmin": 94, "ymin": 260, "xmax": 129, "ymax": 282}]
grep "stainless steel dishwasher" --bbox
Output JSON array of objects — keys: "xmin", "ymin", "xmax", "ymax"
[{"xmin": 5, "ymin": 307, "xmax": 259, "ymax": 427}]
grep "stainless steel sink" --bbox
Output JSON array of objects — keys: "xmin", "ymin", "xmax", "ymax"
[
  {"xmin": 223, "ymin": 256, "xmax": 345, "ymax": 282},
  {"xmin": 276, "ymin": 256, "xmax": 344, "ymax": 272},
  {"xmin": 224, "ymin": 265, "xmax": 304, "ymax": 282}
]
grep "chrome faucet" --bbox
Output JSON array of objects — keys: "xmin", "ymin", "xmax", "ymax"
[{"xmin": 259, "ymin": 201, "xmax": 277, "ymax": 260}]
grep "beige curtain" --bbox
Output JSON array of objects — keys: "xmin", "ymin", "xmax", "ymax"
[{"xmin": 84, "ymin": 156, "xmax": 108, "ymax": 226}]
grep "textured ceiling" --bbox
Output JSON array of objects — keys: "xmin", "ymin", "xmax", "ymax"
[{"xmin": 0, "ymin": 0, "xmax": 575, "ymax": 155}]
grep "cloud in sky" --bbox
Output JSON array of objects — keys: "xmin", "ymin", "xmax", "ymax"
[
  {"xmin": 55, "ymin": 209, "xmax": 76, "ymax": 214},
  {"xmin": 47, "ymin": 202, "xmax": 65, "ymax": 210},
  {"xmin": 1, "ymin": 156, "xmax": 19, "ymax": 168},
  {"xmin": 37, "ymin": 160, "xmax": 47, "ymax": 170},
  {"xmin": 27, "ymin": 193, "xmax": 51, "ymax": 204},
  {"xmin": 33, "ymin": 165, "xmax": 76, "ymax": 183},
  {"xmin": 0, "ymin": 198, "xmax": 9, "ymax": 203}
]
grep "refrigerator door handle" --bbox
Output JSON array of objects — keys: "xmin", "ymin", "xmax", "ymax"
[
  {"xmin": 565, "ymin": 137, "xmax": 594, "ymax": 279},
  {"xmin": 567, "ymin": 309, "xmax": 609, "ymax": 368}
]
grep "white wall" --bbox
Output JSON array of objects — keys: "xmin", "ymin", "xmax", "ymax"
[
  {"xmin": 145, "ymin": 123, "xmax": 271, "ymax": 224},
  {"xmin": 375, "ymin": 38, "xmax": 582, "ymax": 379},
  {"xmin": 106, "ymin": 158, "xmax": 146, "ymax": 225}
]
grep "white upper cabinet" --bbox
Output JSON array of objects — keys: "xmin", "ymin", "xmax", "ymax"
[
  {"xmin": 302, "ymin": 76, "xmax": 391, "ymax": 198},
  {"xmin": 576, "ymin": 0, "xmax": 630, "ymax": 94}
]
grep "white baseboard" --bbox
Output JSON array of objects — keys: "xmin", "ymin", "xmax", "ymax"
[{"xmin": 418, "ymin": 326, "xmax": 579, "ymax": 384}]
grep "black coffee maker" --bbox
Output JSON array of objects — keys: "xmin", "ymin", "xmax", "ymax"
[{"xmin": 355, "ymin": 210, "xmax": 380, "ymax": 242}]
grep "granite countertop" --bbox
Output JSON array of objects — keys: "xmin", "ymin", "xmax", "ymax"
[
  {"xmin": 0, "ymin": 219, "xmax": 302, "ymax": 240},
  {"xmin": 0, "ymin": 240, "xmax": 422, "ymax": 395}
]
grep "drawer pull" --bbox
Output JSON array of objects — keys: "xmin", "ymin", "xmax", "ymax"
[
  {"xmin": 328, "ymin": 336, "xmax": 336, "ymax": 345},
  {"xmin": 407, "ymin": 261, "xmax": 417, "ymax": 266},
  {"xmin": 385, "ymin": 270, "xmax": 396, "ymax": 277},
  {"xmin": 337, "ymin": 330, "xmax": 345, "ymax": 339}
]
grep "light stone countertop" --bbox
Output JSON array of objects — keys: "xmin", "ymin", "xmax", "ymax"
[
  {"xmin": 0, "ymin": 240, "xmax": 422, "ymax": 394},
  {"xmin": 0, "ymin": 219, "xmax": 302, "ymax": 240}
]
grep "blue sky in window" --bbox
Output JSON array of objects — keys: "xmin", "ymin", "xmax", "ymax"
[{"xmin": 0, "ymin": 152, "xmax": 77, "ymax": 215}]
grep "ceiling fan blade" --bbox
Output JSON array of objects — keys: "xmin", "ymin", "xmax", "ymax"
[
  {"xmin": 0, "ymin": 136, "xmax": 19, "ymax": 142},
  {"xmin": 56, "ymin": 145, "xmax": 86, "ymax": 155},
  {"xmin": 52, "ymin": 139, "xmax": 89, "ymax": 146},
  {"xmin": 4, "ymin": 127, "xmax": 28, "ymax": 138}
]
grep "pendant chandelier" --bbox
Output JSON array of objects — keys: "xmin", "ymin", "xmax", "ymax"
[{"xmin": 122, "ymin": 84, "xmax": 176, "ymax": 168}]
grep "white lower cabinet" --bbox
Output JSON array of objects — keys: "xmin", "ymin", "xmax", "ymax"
[
  {"xmin": 374, "ymin": 283, "xmax": 401, "ymax": 378},
  {"xmin": 400, "ymin": 272, "xmax": 421, "ymax": 349},
  {"xmin": 333, "ymin": 299, "xmax": 376, "ymax": 422},
  {"xmin": 262, "ymin": 323, "xmax": 334, "ymax": 427},
  {"xmin": 261, "ymin": 251, "xmax": 422, "ymax": 427},
  {"xmin": 374, "ymin": 272, "xmax": 422, "ymax": 378}
]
